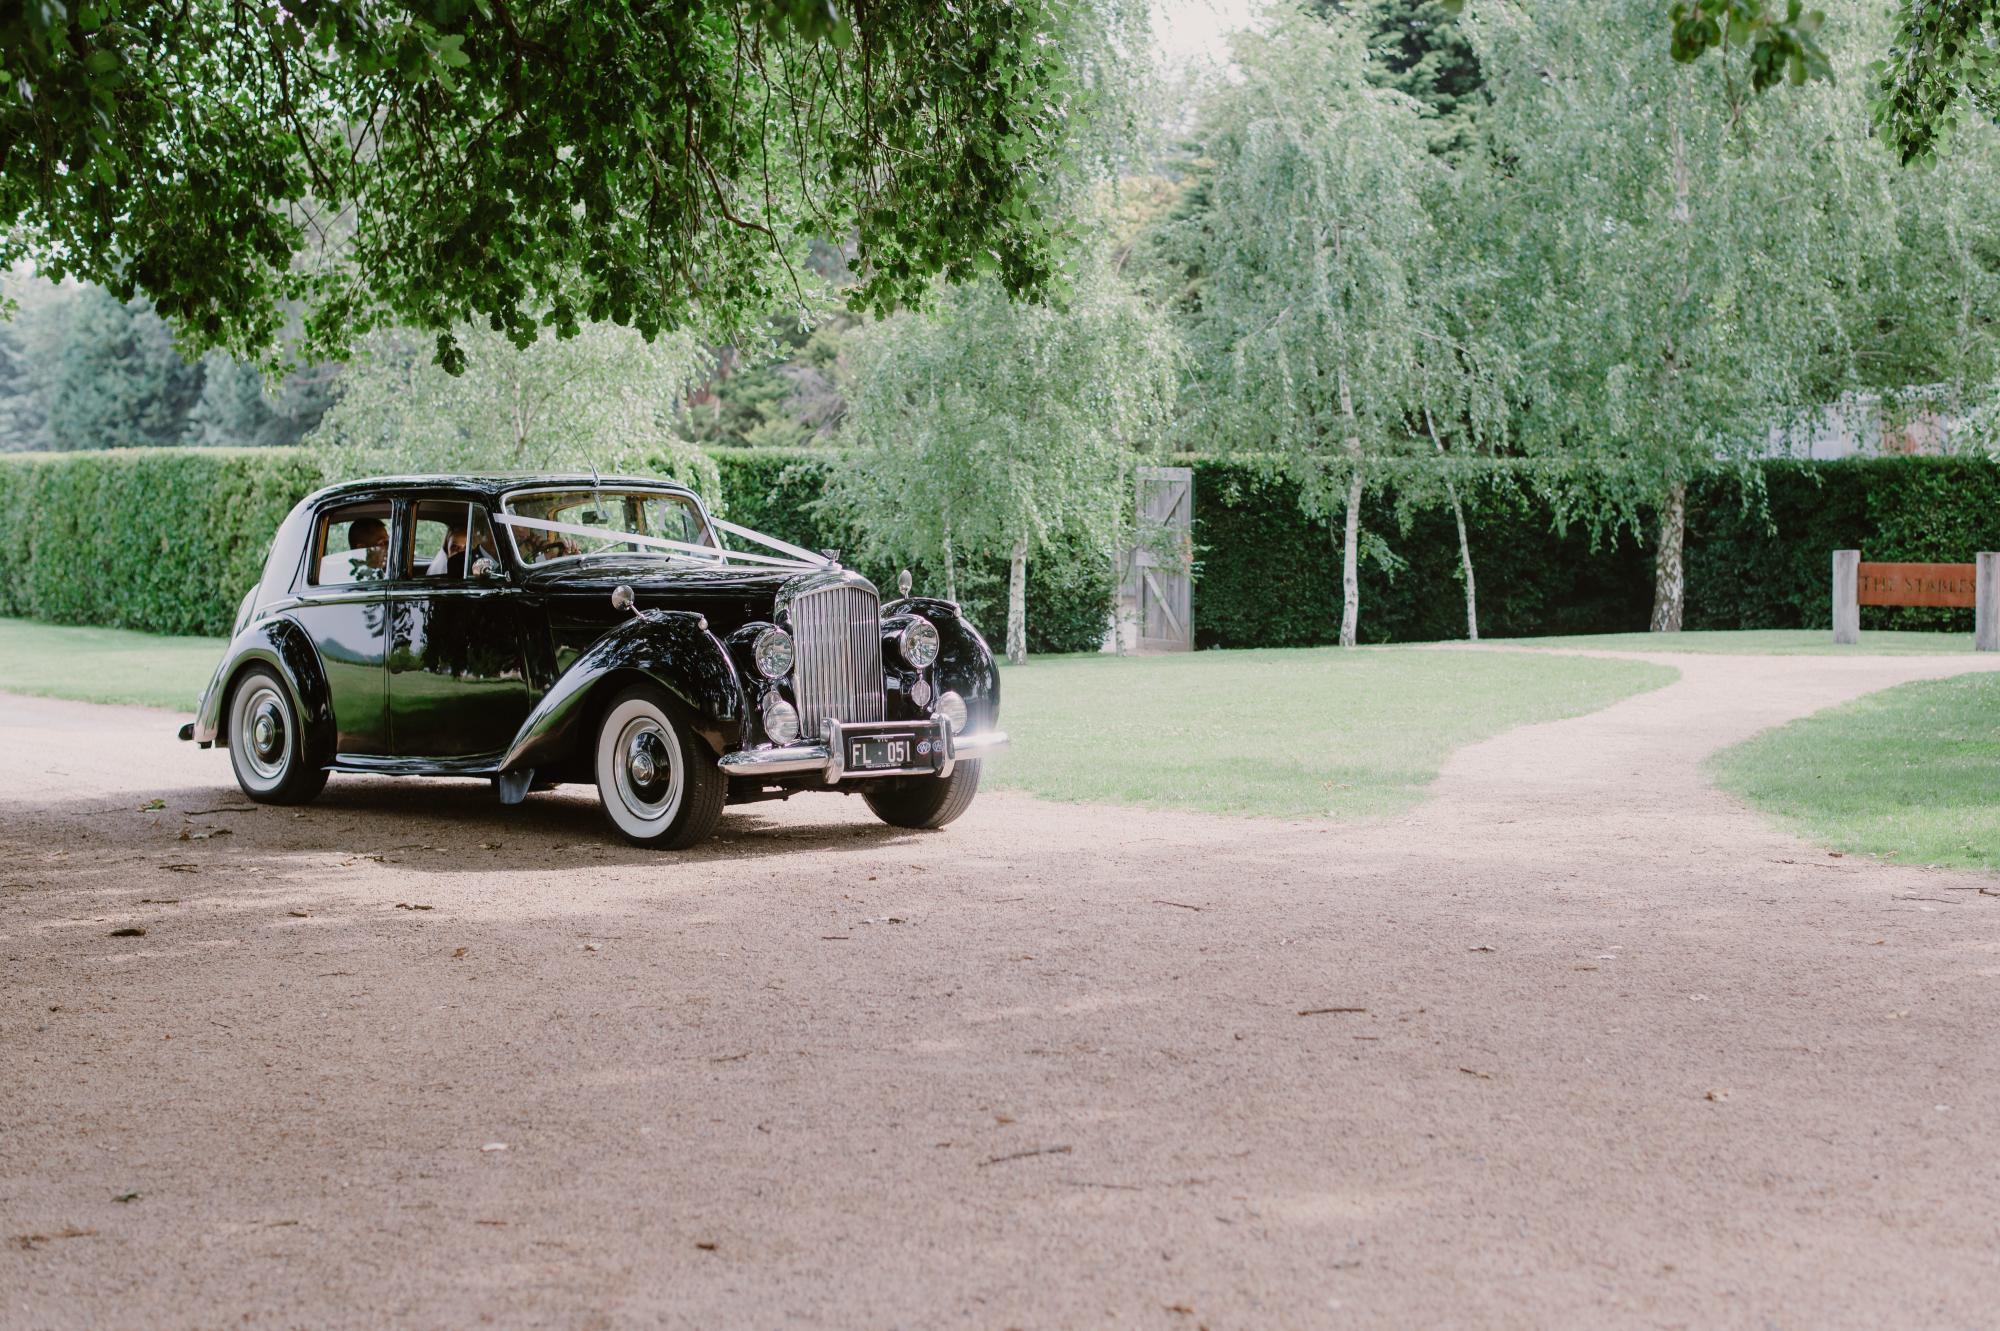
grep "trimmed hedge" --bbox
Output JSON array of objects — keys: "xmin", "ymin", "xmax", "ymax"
[
  {"xmin": 1686, "ymin": 458, "xmax": 2000, "ymax": 634},
  {"xmin": 1181, "ymin": 458, "xmax": 1653, "ymax": 647},
  {"xmin": 4, "ymin": 447, "xmax": 1996, "ymax": 645},
  {"xmin": 0, "ymin": 448, "xmax": 330, "ymax": 636}
]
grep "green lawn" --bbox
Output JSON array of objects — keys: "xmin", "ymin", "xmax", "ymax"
[
  {"xmin": 1486, "ymin": 628, "xmax": 1973, "ymax": 655},
  {"xmin": 1709, "ymin": 672, "xmax": 2000, "ymax": 873},
  {"xmin": 0, "ymin": 617, "xmax": 222, "ymax": 710},
  {"xmin": 984, "ymin": 646, "xmax": 1676, "ymax": 819}
]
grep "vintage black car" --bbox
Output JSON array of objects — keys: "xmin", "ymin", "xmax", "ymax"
[{"xmin": 180, "ymin": 474, "xmax": 1007, "ymax": 848}]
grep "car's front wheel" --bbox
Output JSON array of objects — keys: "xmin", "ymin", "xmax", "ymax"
[
  {"xmin": 227, "ymin": 668, "xmax": 328, "ymax": 805},
  {"xmin": 862, "ymin": 760, "xmax": 981, "ymax": 830},
  {"xmin": 594, "ymin": 684, "xmax": 726, "ymax": 849}
]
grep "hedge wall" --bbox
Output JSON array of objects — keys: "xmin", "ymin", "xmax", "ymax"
[
  {"xmin": 1685, "ymin": 458, "xmax": 2000, "ymax": 634},
  {"xmin": 1181, "ymin": 458, "xmax": 1654, "ymax": 647},
  {"xmin": 0, "ymin": 448, "xmax": 330, "ymax": 636},
  {"xmin": 3, "ymin": 447, "xmax": 1996, "ymax": 645},
  {"xmin": 1184, "ymin": 455, "xmax": 2000, "ymax": 645}
]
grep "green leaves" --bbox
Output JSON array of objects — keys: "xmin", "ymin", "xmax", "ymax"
[
  {"xmin": 1873, "ymin": 0, "xmax": 2000, "ymax": 165},
  {"xmin": 1667, "ymin": 0, "xmax": 1832, "ymax": 92},
  {"xmin": 0, "ymin": 0, "xmax": 1107, "ymax": 372}
]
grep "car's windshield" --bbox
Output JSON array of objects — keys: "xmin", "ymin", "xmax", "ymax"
[{"xmin": 500, "ymin": 488, "xmax": 717, "ymax": 567}]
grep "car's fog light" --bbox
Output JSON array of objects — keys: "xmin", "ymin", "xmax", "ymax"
[
  {"xmin": 763, "ymin": 696, "xmax": 800, "ymax": 745},
  {"xmin": 934, "ymin": 690, "xmax": 968, "ymax": 734},
  {"xmin": 753, "ymin": 626, "xmax": 794, "ymax": 680},
  {"xmin": 910, "ymin": 677, "xmax": 934, "ymax": 709}
]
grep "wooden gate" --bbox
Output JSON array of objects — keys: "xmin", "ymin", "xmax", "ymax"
[{"xmin": 1119, "ymin": 465, "xmax": 1193, "ymax": 653}]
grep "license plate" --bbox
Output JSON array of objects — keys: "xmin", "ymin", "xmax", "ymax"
[{"xmin": 849, "ymin": 734, "xmax": 922, "ymax": 772}]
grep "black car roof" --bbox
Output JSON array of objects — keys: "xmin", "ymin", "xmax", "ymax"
[{"xmin": 304, "ymin": 473, "xmax": 701, "ymax": 505}]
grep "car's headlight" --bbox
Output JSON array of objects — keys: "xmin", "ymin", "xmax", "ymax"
[
  {"xmin": 898, "ymin": 616, "xmax": 940, "ymax": 669},
  {"xmin": 934, "ymin": 690, "xmax": 968, "ymax": 734},
  {"xmin": 762, "ymin": 695, "xmax": 800, "ymax": 745},
  {"xmin": 753, "ymin": 627, "xmax": 794, "ymax": 679}
]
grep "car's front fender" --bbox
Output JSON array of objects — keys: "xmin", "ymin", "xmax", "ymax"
[
  {"xmin": 885, "ymin": 595, "xmax": 1001, "ymax": 730},
  {"xmin": 192, "ymin": 614, "xmax": 335, "ymax": 762},
  {"xmin": 500, "ymin": 611, "xmax": 745, "ymax": 774}
]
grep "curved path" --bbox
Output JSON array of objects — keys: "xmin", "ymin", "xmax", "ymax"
[{"xmin": 4, "ymin": 649, "xmax": 1998, "ymax": 1329}]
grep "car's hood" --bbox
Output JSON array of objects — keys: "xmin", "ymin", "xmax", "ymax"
[
  {"xmin": 519, "ymin": 556, "xmax": 796, "ymax": 598},
  {"xmin": 521, "ymin": 558, "xmax": 878, "ymax": 640}
]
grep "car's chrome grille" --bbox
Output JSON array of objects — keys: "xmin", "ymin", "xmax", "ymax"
[{"xmin": 791, "ymin": 583, "xmax": 885, "ymax": 739}]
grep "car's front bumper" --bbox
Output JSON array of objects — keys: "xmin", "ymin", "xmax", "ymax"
[{"xmin": 718, "ymin": 717, "xmax": 1009, "ymax": 784}]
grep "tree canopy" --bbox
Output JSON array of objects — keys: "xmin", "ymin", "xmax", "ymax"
[{"xmin": 0, "ymin": 1, "xmax": 1124, "ymax": 371}]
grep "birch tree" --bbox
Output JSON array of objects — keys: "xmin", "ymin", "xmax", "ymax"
[
  {"xmin": 825, "ymin": 258, "xmax": 1178, "ymax": 663},
  {"xmin": 1186, "ymin": 11, "xmax": 1437, "ymax": 647},
  {"xmin": 1463, "ymin": 0, "xmax": 1869, "ymax": 630}
]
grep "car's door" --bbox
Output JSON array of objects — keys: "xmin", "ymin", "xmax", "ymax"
[
  {"xmin": 386, "ymin": 498, "xmax": 534, "ymax": 760},
  {"xmin": 288, "ymin": 499, "xmax": 392, "ymax": 755}
]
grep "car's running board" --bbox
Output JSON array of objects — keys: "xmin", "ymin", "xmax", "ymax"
[{"xmin": 331, "ymin": 753, "xmax": 505, "ymax": 777}]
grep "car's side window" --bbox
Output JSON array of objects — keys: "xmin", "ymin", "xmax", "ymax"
[
  {"xmin": 409, "ymin": 502, "xmax": 459, "ymax": 579},
  {"xmin": 407, "ymin": 500, "xmax": 502, "ymax": 579},
  {"xmin": 309, "ymin": 502, "xmax": 393, "ymax": 587}
]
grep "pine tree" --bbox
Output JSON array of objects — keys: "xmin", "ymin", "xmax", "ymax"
[{"xmin": 44, "ymin": 289, "xmax": 202, "ymax": 448}]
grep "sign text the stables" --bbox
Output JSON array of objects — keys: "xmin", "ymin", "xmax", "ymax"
[{"xmin": 1855, "ymin": 561, "xmax": 1978, "ymax": 609}]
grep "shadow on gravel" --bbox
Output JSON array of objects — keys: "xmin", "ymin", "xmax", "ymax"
[{"xmin": 7, "ymin": 775, "xmax": 928, "ymax": 879}]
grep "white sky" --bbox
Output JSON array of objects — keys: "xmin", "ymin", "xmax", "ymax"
[{"xmin": 1150, "ymin": 0, "xmax": 1258, "ymax": 73}]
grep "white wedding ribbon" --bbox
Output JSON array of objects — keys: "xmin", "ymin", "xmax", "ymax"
[
  {"xmin": 710, "ymin": 516, "xmax": 833, "ymax": 568},
  {"xmin": 499, "ymin": 512, "xmax": 827, "ymax": 570}
]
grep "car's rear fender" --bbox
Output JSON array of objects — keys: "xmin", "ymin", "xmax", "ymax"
[
  {"xmin": 193, "ymin": 614, "xmax": 336, "ymax": 762},
  {"xmin": 500, "ymin": 611, "xmax": 745, "ymax": 774}
]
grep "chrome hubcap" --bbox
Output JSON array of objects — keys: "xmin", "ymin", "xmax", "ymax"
[
  {"xmin": 627, "ymin": 742, "xmax": 658, "ymax": 787},
  {"xmin": 237, "ymin": 685, "xmax": 288, "ymax": 782},
  {"xmin": 612, "ymin": 716, "xmax": 680, "ymax": 823}
]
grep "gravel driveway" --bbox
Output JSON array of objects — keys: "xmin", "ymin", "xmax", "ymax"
[{"xmin": 5, "ymin": 648, "xmax": 1999, "ymax": 1330}]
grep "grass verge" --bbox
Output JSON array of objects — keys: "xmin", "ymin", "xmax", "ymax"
[
  {"xmin": 1709, "ymin": 672, "xmax": 2000, "ymax": 873},
  {"xmin": 0, "ymin": 616, "xmax": 222, "ymax": 710},
  {"xmin": 986, "ymin": 646, "xmax": 1676, "ymax": 819},
  {"xmin": 1485, "ymin": 629, "xmax": 1971, "ymax": 655}
]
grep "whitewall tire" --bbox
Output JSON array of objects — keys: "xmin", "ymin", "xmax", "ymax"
[
  {"xmin": 594, "ymin": 684, "xmax": 726, "ymax": 849},
  {"xmin": 227, "ymin": 667, "xmax": 327, "ymax": 805}
]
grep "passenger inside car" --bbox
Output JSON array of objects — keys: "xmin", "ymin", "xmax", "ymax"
[{"xmin": 316, "ymin": 516, "xmax": 389, "ymax": 585}]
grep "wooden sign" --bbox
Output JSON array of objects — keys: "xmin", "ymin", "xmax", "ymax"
[{"xmin": 1856, "ymin": 562, "xmax": 1978, "ymax": 608}]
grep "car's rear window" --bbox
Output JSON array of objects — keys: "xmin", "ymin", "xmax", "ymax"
[{"xmin": 309, "ymin": 502, "xmax": 392, "ymax": 586}]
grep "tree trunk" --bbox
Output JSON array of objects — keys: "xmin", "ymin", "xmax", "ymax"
[
  {"xmin": 1650, "ymin": 482, "xmax": 1687, "ymax": 633},
  {"xmin": 942, "ymin": 522, "xmax": 957, "ymax": 603},
  {"xmin": 1447, "ymin": 477, "xmax": 1478, "ymax": 641},
  {"xmin": 1339, "ymin": 465, "xmax": 1362, "ymax": 649},
  {"xmin": 1338, "ymin": 369, "xmax": 1363, "ymax": 649},
  {"xmin": 1006, "ymin": 534, "xmax": 1028, "ymax": 665},
  {"xmin": 1425, "ymin": 407, "xmax": 1478, "ymax": 641}
]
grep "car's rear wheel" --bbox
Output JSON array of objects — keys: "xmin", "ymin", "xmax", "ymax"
[
  {"xmin": 862, "ymin": 760, "xmax": 981, "ymax": 830},
  {"xmin": 594, "ymin": 684, "xmax": 725, "ymax": 849},
  {"xmin": 227, "ymin": 668, "xmax": 328, "ymax": 805}
]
